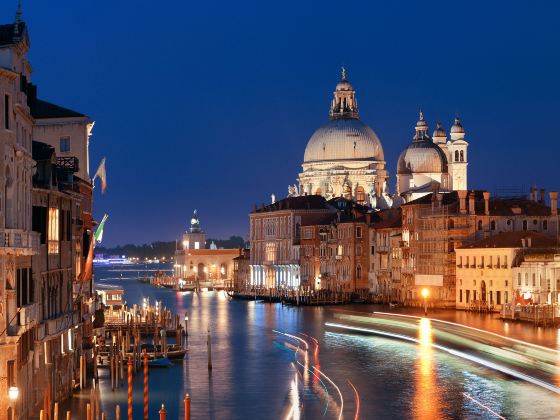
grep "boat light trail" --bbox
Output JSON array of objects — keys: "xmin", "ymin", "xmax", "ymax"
[
  {"xmin": 312, "ymin": 364, "xmax": 344, "ymax": 420},
  {"xmin": 273, "ymin": 330, "xmax": 330, "ymax": 416},
  {"xmin": 348, "ymin": 380, "xmax": 360, "ymax": 420},
  {"xmin": 373, "ymin": 312, "xmax": 560, "ymax": 355},
  {"xmin": 326, "ymin": 322, "xmax": 560, "ymax": 395},
  {"xmin": 462, "ymin": 392, "xmax": 506, "ymax": 420}
]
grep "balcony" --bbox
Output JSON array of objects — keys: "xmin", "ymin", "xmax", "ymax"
[
  {"xmin": 18, "ymin": 304, "xmax": 39, "ymax": 328},
  {"xmin": 0, "ymin": 229, "xmax": 40, "ymax": 255},
  {"xmin": 43, "ymin": 311, "xmax": 80, "ymax": 339}
]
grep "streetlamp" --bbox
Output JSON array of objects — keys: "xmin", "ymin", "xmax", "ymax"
[
  {"xmin": 8, "ymin": 386, "xmax": 18, "ymax": 420},
  {"xmin": 421, "ymin": 288, "xmax": 429, "ymax": 316}
]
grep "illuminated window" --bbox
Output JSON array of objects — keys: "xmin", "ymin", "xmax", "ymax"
[
  {"xmin": 48, "ymin": 207, "xmax": 59, "ymax": 254},
  {"xmin": 194, "ymin": 241, "xmax": 200, "ymax": 249}
]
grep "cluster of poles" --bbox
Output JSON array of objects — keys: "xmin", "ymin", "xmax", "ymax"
[{"xmin": 38, "ymin": 353, "xmax": 193, "ymax": 420}]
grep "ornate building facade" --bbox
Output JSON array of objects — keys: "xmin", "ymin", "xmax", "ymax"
[
  {"xmin": 174, "ymin": 211, "xmax": 242, "ymax": 287},
  {"xmin": 397, "ymin": 112, "xmax": 469, "ymax": 202},
  {"xmin": 0, "ymin": 8, "xmax": 95, "ymax": 418},
  {"xmin": 296, "ymin": 69, "xmax": 391, "ymax": 209}
]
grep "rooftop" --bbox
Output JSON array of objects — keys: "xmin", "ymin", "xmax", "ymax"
[
  {"xmin": 253, "ymin": 195, "xmax": 333, "ymax": 213},
  {"xmin": 458, "ymin": 231, "xmax": 558, "ymax": 250},
  {"xmin": 31, "ymin": 98, "xmax": 86, "ymax": 119}
]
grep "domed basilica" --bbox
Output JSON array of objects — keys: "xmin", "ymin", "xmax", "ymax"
[{"xmin": 290, "ymin": 69, "xmax": 469, "ymax": 207}]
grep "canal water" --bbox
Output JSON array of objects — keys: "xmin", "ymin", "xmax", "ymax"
[{"xmin": 81, "ymin": 263, "xmax": 560, "ymax": 419}]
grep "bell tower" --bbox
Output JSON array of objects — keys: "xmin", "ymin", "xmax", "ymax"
[{"xmin": 447, "ymin": 116, "xmax": 469, "ymax": 191}]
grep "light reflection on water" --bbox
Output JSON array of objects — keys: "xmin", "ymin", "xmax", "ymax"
[{"xmin": 85, "ymin": 264, "xmax": 560, "ymax": 420}]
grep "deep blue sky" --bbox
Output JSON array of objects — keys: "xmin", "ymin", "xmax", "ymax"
[{"xmin": 4, "ymin": 1, "xmax": 559, "ymax": 246}]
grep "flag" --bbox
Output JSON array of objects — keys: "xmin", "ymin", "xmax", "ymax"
[
  {"xmin": 93, "ymin": 158, "xmax": 107, "ymax": 193},
  {"xmin": 94, "ymin": 214, "xmax": 108, "ymax": 245},
  {"xmin": 80, "ymin": 235, "xmax": 95, "ymax": 282}
]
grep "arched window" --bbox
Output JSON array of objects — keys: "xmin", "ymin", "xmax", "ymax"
[
  {"xmin": 356, "ymin": 245, "xmax": 362, "ymax": 256},
  {"xmin": 460, "ymin": 150, "xmax": 464, "ymax": 162},
  {"xmin": 356, "ymin": 186, "xmax": 365, "ymax": 203},
  {"xmin": 315, "ymin": 188, "xmax": 322, "ymax": 196},
  {"xmin": 543, "ymin": 220, "xmax": 548, "ymax": 230},
  {"xmin": 356, "ymin": 265, "xmax": 362, "ymax": 279},
  {"xmin": 455, "ymin": 150, "xmax": 459, "ymax": 162},
  {"xmin": 477, "ymin": 220, "xmax": 483, "ymax": 231},
  {"xmin": 490, "ymin": 220, "xmax": 496, "ymax": 230},
  {"xmin": 522, "ymin": 220, "xmax": 528, "ymax": 231}
]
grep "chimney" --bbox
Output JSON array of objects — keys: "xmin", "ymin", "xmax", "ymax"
[
  {"xmin": 468, "ymin": 192, "xmax": 475, "ymax": 215},
  {"xmin": 483, "ymin": 191, "xmax": 490, "ymax": 215},
  {"xmin": 458, "ymin": 190, "xmax": 468, "ymax": 214},
  {"xmin": 521, "ymin": 238, "xmax": 526, "ymax": 248},
  {"xmin": 529, "ymin": 186, "xmax": 534, "ymax": 201},
  {"xmin": 527, "ymin": 237, "xmax": 532, "ymax": 248},
  {"xmin": 540, "ymin": 188, "xmax": 545, "ymax": 204},
  {"xmin": 366, "ymin": 213, "xmax": 372, "ymax": 224},
  {"xmin": 436, "ymin": 193, "xmax": 443, "ymax": 208},
  {"xmin": 550, "ymin": 191, "xmax": 558, "ymax": 215}
]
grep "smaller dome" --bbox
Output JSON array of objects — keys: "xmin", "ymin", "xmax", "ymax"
[
  {"xmin": 397, "ymin": 140, "xmax": 448, "ymax": 175},
  {"xmin": 335, "ymin": 80, "xmax": 353, "ymax": 91},
  {"xmin": 450, "ymin": 116, "xmax": 465, "ymax": 134},
  {"xmin": 432, "ymin": 122, "xmax": 446, "ymax": 138}
]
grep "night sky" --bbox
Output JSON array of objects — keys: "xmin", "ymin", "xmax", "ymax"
[{"xmin": 4, "ymin": 1, "xmax": 559, "ymax": 246}]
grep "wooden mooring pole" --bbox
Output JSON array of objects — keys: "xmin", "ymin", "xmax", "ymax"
[
  {"xmin": 184, "ymin": 394, "xmax": 191, "ymax": 420},
  {"xmin": 143, "ymin": 351, "xmax": 149, "ymax": 420},
  {"xmin": 128, "ymin": 358, "xmax": 133, "ymax": 420}
]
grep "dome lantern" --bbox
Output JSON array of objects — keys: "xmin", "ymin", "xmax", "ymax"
[{"xmin": 329, "ymin": 67, "xmax": 359, "ymax": 120}]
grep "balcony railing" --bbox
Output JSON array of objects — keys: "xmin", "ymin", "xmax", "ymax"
[
  {"xmin": 0, "ymin": 229, "xmax": 40, "ymax": 254},
  {"xmin": 44, "ymin": 311, "xmax": 80, "ymax": 338}
]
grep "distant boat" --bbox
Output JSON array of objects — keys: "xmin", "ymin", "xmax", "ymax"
[
  {"xmin": 93, "ymin": 257, "xmax": 132, "ymax": 266},
  {"xmin": 148, "ymin": 357, "xmax": 173, "ymax": 368}
]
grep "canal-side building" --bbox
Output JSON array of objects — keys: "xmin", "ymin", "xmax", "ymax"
[
  {"xmin": 368, "ymin": 208, "xmax": 402, "ymax": 299},
  {"xmin": 174, "ymin": 211, "xmax": 242, "ymax": 287},
  {"xmin": 249, "ymin": 195, "xmax": 336, "ymax": 289},
  {"xmin": 233, "ymin": 248, "xmax": 250, "ymax": 292},
  {"xmin": 0, "ymin": 8, "xmax": 96, "ymax": 418},
  {"xmin": 299, "ymin": 198, "xmax": 370, "ymax": 293},
  {"xmin": 31, "ymin": 141, "xmax": 81, "ymax": 407},
  {"xmin": 456, "ymin": 231, "xmax": 558, "ymax": 311},
  {"xmin": 512, "ymin": 252, "xmax": 560, "ymax": 305},
  {"xmin": 400, "ymin": 188, "xmax": 559, "ymax": 307},
  {"xmin": 0, "ymin": 14, "xmax": 40, "ymax": 419}
]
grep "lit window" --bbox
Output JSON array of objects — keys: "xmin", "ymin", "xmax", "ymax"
[
  {"xmin": 194, "ymin": 241, "xmax": 200, "ymax": 249},
  {"xmin": 48, "ymin": 207, "xmax": 59, "ymax": 254}
]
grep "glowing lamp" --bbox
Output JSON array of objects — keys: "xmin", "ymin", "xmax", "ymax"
[
  {"xmin": 421, "ymin": 288, "xmax": 429, "ymax": 299},
  {"xmin": 8, "ymin": 386, "xmax": 19, "ymax": 400}
]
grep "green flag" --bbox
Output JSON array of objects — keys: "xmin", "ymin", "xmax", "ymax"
[{"xmin": 94, "ymin": 214, "xmax": 109, "ymax": 246}]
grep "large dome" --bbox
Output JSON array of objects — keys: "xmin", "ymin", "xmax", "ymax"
[
  {"xmin": 303, "ymin": 118, "xmax": 384, "ymax": 163},
  {"xmin": 397, "ymin": 140, "xmax": 448, "ymax": 174}
]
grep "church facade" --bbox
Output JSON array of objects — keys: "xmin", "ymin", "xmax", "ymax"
[{"xmin": 293, "ymin": 69, "xmax": 470, "ymax": 207}]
